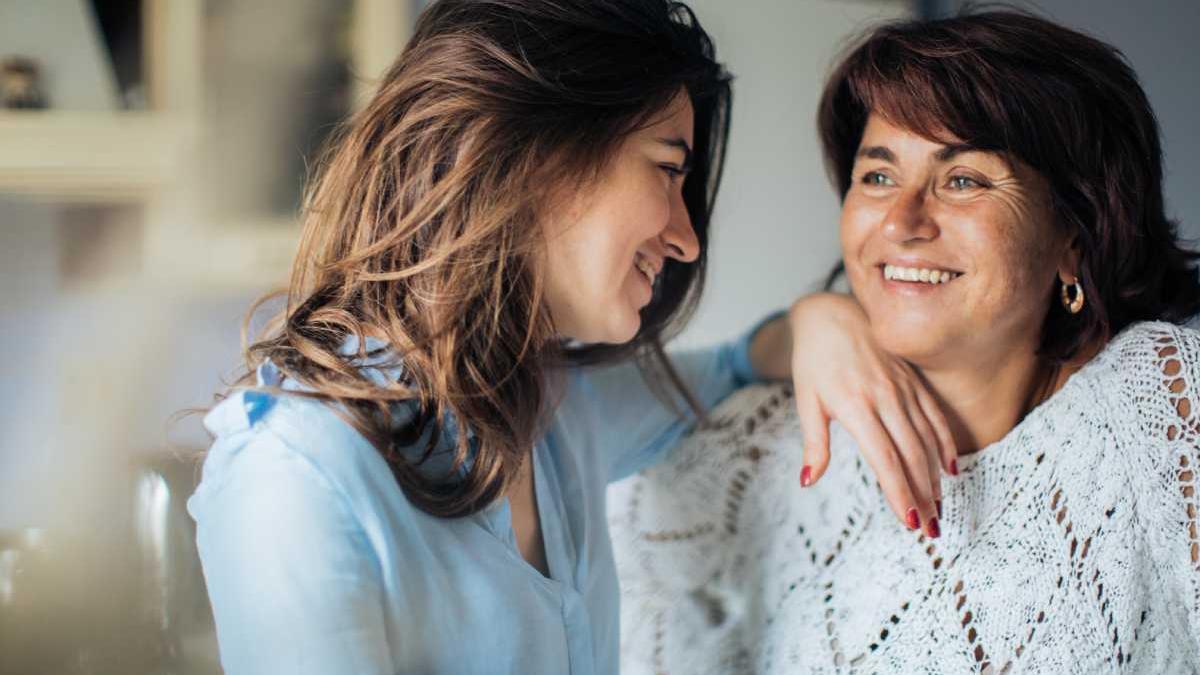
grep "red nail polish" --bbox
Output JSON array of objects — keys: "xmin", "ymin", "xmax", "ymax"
[
  {"xmin": 936, "ymin": 500, "xmax": 943, "ymax": 519},
  {"xmin": 800, "ymin": 465, "xmax": 812, "ymax": 487},
  {"xmin": 906, "ymin": 508, "xmax": 920, "ymax": 530},
  {"xmin": 927, "ymin": 517, "xmax": 941, "ymax": 538},
  {"xmin": 949, "ymin": 459, "xmax": 959, "ymax": 476}
]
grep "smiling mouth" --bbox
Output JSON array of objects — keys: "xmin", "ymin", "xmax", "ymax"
[{"xmin": 882, "ymin": 264, "xmax": 961, "ymax": 285}]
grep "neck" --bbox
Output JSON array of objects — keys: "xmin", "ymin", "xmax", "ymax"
[{"xmin": 917, "ymin": 345, "xmax": 1060, "ymax": 456}]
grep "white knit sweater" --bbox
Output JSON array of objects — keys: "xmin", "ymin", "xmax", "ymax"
[{"xmin": 609, "ymin": 321, "xmax": 1200, "ymax": 674}]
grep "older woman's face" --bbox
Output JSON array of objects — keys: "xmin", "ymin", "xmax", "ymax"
[{"xmin": 841, "ymin": 114, "xmax": 1069, "ymax": 367}]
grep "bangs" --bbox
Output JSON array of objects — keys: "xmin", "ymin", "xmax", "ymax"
[
  {"xmin": 818, "ymin": 17, "xmax": 1060, "ymax": 198},
  {"xmin": 850, "ymin": 63, "xmax": 966, "ymax": 149},
  {"xmin": 844, "ymin": 38, "xmax": 1009, "ymax": 156}
]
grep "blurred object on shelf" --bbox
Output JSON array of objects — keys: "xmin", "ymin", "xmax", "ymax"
[
  {"xmin": 0, "ymin": 0, "xmax": 121, "ymax": 111},
  {"xmin": 0, "ymin": 57, "xmax": 47, "ymax": 109}
]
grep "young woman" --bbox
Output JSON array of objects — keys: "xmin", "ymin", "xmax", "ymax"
[{"xmin": 187, "ymin": 1, "xmax": 953, "ymax": 673}]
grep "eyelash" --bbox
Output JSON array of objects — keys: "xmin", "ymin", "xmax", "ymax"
[
  {"xmin": 859, "ymin": 171, "xmax": 990, "ymax": 190},
  {"xmin": 861, "ymin": 171, "xmax": 894, "ymax": 186},
  {"xmin": 660, "ymin": 164, "xmax": 686, "ymax": 182},
  {"xmin": 948, "ymin": 175, "xmax": 986, "ymax": 190}
]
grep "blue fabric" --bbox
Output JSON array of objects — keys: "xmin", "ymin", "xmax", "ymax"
[{"xmin": 187, "ymin": 321, "xmax": 771, "ymax": 675}]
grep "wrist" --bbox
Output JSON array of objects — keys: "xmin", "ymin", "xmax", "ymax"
[{"xmin": 788, "ymin": 292, "xmax": 857, "ymax": 329}]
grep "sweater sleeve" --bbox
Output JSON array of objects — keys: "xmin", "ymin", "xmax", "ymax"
[
  {"xmin": 1148, "ymin": 435, "xmax": 1200, "ymax": 652},
  {"xmin": 1123, "ymin": 323, "xmax": 1200, "ymax": 652}
]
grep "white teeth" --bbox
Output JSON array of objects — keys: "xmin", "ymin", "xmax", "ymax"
[{"xmin": 883, "ymin": 264, "xmax": 958, "ymax": 284}]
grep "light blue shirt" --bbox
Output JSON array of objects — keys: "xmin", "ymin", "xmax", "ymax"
[{"xmin": 188, "ymin": 326, "xmax": 765, "ymax": 675}]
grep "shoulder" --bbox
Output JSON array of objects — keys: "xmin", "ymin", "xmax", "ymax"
[
  {"xmin": 1092, "ymin": 323, "xmax": 1200, "ymax": 604},
  {"xmin": 1104, "ymin": 320, "xmax": 1200, "ymax": 377},
  {"xmin": 650, "ymin": 381, "xmax": 830, "ymax": 495},
  {"xmin": 696, "ymin": 381, "xmax": 798, "ymax": 442},
  {"xmin": 188, "ymin": 384, "xmax": 403, "ymax": 530},
  {"xmin": 1088, "ymin": 321, "xmax": 1200, "ymax": 448},
  {"xmin": 1066, "ymin": 322, "xmax": 1200, "ymax": 530}
]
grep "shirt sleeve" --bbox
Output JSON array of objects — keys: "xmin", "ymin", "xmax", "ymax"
[
  {"xmin": 570, "ymin": 311, "xmax": 784, "ymax": 483},
  {"xmin": 191, "ymin": 430, "xmax": 396, "ymax": 675}
]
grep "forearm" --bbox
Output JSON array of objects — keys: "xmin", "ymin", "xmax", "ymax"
[{"xmin": 747, "ymin": 311, "xmax": 793, "ymax": 381}]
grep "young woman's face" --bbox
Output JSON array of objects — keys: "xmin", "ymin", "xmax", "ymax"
[
  {"xmin": 542, "ymin": 93, "xmax": 699, "ymax": 344},
  {"xmin": 840, "ymin": 113, "xmax": 1070, "ymax": 368}
]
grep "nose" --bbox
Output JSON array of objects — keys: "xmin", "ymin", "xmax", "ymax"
[
  {"xmin": 882, "ymin": 188, "xmax": 939, "ymax": 244},
  {"xmin": 660, "ymin": 190, "xmax": 700, "ymax": 263}
]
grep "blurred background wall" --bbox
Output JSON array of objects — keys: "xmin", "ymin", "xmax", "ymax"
[{"xmin": 0, "ymin": 0, "xmax": 1195, "ymax": 672}]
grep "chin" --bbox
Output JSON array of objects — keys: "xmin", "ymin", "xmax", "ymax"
[
  {"xmin": 870, "ymin": 316, "xmax": 952, "ymax": 364},
  {"xmin": 570, "ymin": 307, "xmax": 641, "ymax": 345},
  {"xmin": 604, "ymin": 314, "xmax": 642, "ymax": 345},
  {"xmin": 600, "ymin": 303, "xmax": 645, "ymax": 345}
]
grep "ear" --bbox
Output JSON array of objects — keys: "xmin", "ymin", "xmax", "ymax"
[{"xmin": 1056, "ymin": 233, "xmax": 1082, "ymax": 285}]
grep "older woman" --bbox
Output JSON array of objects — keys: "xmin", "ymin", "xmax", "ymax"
[{"xmin": 612, "ymin": 10, "xmax": 1200, "ymax": 674}]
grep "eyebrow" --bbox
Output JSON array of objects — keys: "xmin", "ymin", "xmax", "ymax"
[
  {"xmin": 856, "ymin": 146, "xmax": 896, "ymax": 163},
  {"xmin": 934, "ymin": 143, "xmax": 984, "ymax": 162},
  {"xmin": 657, "ymin": 137, "xmax": 693, "ymax": 172},
  {"xmin": 856, "ymin": 143, "xmax": 989, "ymax": 164}
]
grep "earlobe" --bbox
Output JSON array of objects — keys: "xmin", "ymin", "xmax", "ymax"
[
  {"xmin": 1056, "ymin": 236, "xmax": 1085, "ymax": 315},
  {"xmin": 1056, "ymin": 234, "xmax": 1082, "ymax": 285}
]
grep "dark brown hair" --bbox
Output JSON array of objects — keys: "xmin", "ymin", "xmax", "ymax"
[
  {"xmin": 818, "ymin": 8, "xmax": 1199, "ymax": 361},
  {"xmin": 231, "ymin": 0, "xmax": 732, "ymax": 518}
]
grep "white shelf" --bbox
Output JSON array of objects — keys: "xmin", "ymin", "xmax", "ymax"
[
  {"xmin": 0, "ymin": 0, "xmax": 410, "ymax": 292},
  {"xmin": 0, "ymin": 110, "xmax": 196, "ymax": 202}
]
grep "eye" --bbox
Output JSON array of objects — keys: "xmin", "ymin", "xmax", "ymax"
[
  {"xmin": 947, "ymin": 174, "xmax": 986, "ymax": 190},
  {"xmin": 860, "ymin": 170, "xmax": 895, "ymax": 187},
  {"xmin": 659, "ymin": 164, "xmax": 686, "ymax": 183}
]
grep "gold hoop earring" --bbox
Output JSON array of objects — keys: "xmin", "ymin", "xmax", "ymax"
[{"xmin": 1060, "ymin": 277, "xmax": 1085, "ymax": 314}]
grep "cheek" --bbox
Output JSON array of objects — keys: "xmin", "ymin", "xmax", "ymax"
[
  {"xmin": 595, "ymin": 185, "xmax": 671, "ymax": 273},
  {"xmin": 956, "ymin": 209, "xmax": 1060, "ymax": 335},
  {"xmin": 565, "ymin": 183, "xmax": 670, "ymax": 293},
  {"xmin": 839, "ymin": 197, "xmax": 883, "ymax": 291},
  {"xmin": 616, "ymin": 172, "xmax": 672, "ymax": 235}
]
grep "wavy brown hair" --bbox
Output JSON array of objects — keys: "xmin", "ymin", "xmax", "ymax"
[
  {"xmin": 230, "ymin": 0, "xmax": 732, "ymax": 518},
  {"xmin": 818, "ymin": 8, "xmax": 1200, "ymax": 361}
]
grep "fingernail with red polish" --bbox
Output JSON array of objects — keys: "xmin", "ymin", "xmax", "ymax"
[
  {"xmin": 800, "ymin": 465, "xmax": 812, "ymax": 488},
  {"xmin": 906, "ymin": 508, "xmax": 920, "ymax": 530},
  {"xmin": 927, "ymin": 517, "xmax": 941, "ymax": 538},
  {"xmin": 936, "ymin": 500, "xmax": 943, "ymax": 519},
  {"xmin": 949, "ymin": 459, "xmax": 959, "ymax": 476}
]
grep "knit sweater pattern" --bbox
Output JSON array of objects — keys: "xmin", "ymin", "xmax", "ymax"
[{"xmin": 610, "ymin": 322, "xmax": 1200, "ymax": 674}]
